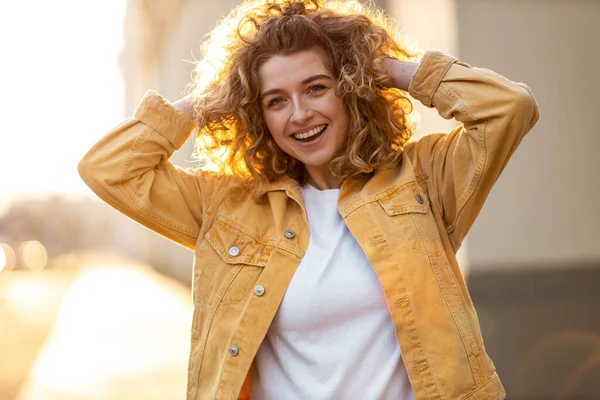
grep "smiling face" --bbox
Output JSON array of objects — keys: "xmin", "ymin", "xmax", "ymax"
[{"xmin": 258, "ymin": 47, "xmax": 349, "ymax": 188}]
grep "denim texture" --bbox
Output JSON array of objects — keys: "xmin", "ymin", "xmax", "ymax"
[{"xmin": 79, "ymin": 51, "xmax": 540, "ymax": 399}]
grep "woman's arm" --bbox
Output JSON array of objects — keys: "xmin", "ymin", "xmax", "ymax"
[
  {"xmin": 78, "ymin": 91, "xmax": 217, "ymax": 251},
  {"xmin": 390, "ymin": 51, "xmax": 540, "ymax": 251},
  {"xmin": 383, "ymin": 57, "xmax": 418, "ymax": 92}
]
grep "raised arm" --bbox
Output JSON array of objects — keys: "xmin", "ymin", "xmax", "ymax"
[
  {"xmin": 388, "ymin": 51, "xmax": 540, "ymax": 251},
  {"xmin": 78, "ymin": 91, "xmax": 218, "ymax": 250}
]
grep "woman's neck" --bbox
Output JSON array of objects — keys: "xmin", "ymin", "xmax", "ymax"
[{"xmin": 306, "ymin": 167, "xmax": 339, "ymax": 190}]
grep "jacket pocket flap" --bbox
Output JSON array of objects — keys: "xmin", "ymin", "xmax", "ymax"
[
  {"xmin": 205, "ymin": 219, "xmax": 270, "ymax": 267},
  {"xmin": 378, "ymin": 182, "xmax": 429, "ymax": 216}
]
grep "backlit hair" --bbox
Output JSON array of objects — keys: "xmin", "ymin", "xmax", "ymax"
[{"xmin": 189, "ymin": 0, "xmax": 418, "ymax": 196}]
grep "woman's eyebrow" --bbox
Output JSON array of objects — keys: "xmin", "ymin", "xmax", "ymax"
[
  {"xmin": 301, "ymin": 74, "xmax": 332, "ymax": 85},
  {"xmin": 261, "ymin": 74, "xmax": 332, "ymax": 98}
]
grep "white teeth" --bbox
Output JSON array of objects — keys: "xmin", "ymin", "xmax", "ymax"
[{"xmin": 293, "ymin": 125, "xmax": 326, "ymax": 140}]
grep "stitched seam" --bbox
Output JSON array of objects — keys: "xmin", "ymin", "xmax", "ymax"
[
  {"xmin": 118, "ymin": 183, "xmax": 198, "ymax": 237},
  {"xmin": 118, "ymin": 126, "xmax": 198, "ymax": 238},
  {"xmin": 144, "ymin": 94, "xmax": 192, "ymax": 145},
  {"xmin": 342, "ymin": 177, "xmax": 426, "ymax": 217},
  {"xmin": 191, "ymin": 290, "xmax": 226, "ymax": 399},
  {"xmin": 407, "ymin": 53, "xmax": 429, "ymax": 97},
  {"xmin": 204, "ymin": 177, "xmax": 229, "ymax": 225},
  {"xmin": 439, "ymin": 82, "xmax": 477, "ymax": 121},
  {"xmin": 405, "ymin": 213, "xmax": 451, "ymax": 399},
  {"xmin": 212, "ymin": 215, "xmax": 301, "ymax": 258},
  {"xmin": 437, "ymin": 83, "xmax": 487, "ymax": 238},
  {"xmin": 410, "ymin": 212, "xmax": 481, "ymax": 384},
  {"xmin": 207, "ymin": 219, "xmax": 270, "ymax": 264},
  {"xmin": 456, "ymin": 122, "xmax": 487, "ymax": 211},
  {"xmin": 518, "ymin": 84, "xmax": 540, "ymax": 127},
  {"xmin": 220, "ymin": 265, "xmax": 256, "ymax": 305},
  {"xmin": 419, "ymin": 135, "xmax": 452, "ymax": 245},
  {"xmin": 439, "ymin": 84, "xmax": 485, "ymax": 214},
  {"xmin": 215, "ymin": 215, "xmax": 274, "ymax": 247},
  {"xmin": 426, "ymin": 57, "xmax": 457, "ymax": 106},
  {"xmin": 205, "ymin": 229, "xmax": 267, "ymax": 268},
  {"xmin": 275, "ymin": 243, "xmax": 304, "ymax": 259},
  {"xmin": 460, "ymin": 373, "xmax": 500, "ymax": 399},
  {"xmin": 216, "ymin": 268, "xmax": 261, "ymax": 399},
  {"xmin": 409, "ymin": 52, "xmax": 457, "ymax": 107},
  {"xmin": 211, "ymin": 215, "xmax": 301, "ymax": 259},
  {"xmin": 371, "ymin": 177, "xmax": 424, "ymax": 201},
  {"xmin": 196, "ymin": 261, "xmax": 246, "ymax": 398},
  {"xmin": 217, "ymin": 209, "xmax": 307, "ymax": 397},
  {"xmin": 378, "ymin": 184, "xmax": 429, "ymax": 216}
]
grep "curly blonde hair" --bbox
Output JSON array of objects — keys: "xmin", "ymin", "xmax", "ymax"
[{"xmin": 189, "ymin": 0, "xmax": 418, "ymax": 196}]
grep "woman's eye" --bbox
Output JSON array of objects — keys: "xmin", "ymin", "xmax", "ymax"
[
  {"xmin": 309, "ymin": 84, "xmax": 326, "ymax": 94},
  {"xmin": 267, "ymin": 97, "xmax": 285, "ymax": 108}
]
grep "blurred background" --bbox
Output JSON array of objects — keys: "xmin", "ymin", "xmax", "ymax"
[{"xmin": 1, "ymin": 0, "xmax": 599, "ymax": 399}]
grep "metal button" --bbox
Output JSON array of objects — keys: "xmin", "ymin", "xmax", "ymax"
[
  {"xmin": 254, "ymin": 285, "xmax": 265, "ymax": 296},
  {"xmin": 284, "ymin": 229, "xmax": 295, "ymax": 239},
  {"xmin": 229, "ymin": 345, "xmax": 239, "ymax": 357},
  {"xmin": 228, "ymin": 246, "xmax": 240, "ymax": 257},
  {"xmin": 415, "ymin": 194, "xmax": 424, "ymax": 204}
]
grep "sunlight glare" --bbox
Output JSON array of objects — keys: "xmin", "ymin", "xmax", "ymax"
[
  {"xmin": 19, "ymin": 241, "xmax": 48, "ymax": 271},
  {"xmin": 0, "ymin": 247, "xmax": 5, "ymax": 272},
  {"xmin": 0, "ymin": 1, "xmax": 126, "ymax": 199},
  {"xmin": 0, "ymin": 243, "xmax": 17, "ymax": 272},
  {"xmin": 17, "ymin": 263, "xmax": 192, "ymax": 399}
]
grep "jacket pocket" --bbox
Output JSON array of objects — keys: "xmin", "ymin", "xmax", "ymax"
[
  {"xmin": 378, "ymin": 181, "xmax": 430, "ymax": 216},
  {"xmin": 377, "ymin": 181, "xmax": 430, "ymax": 252},
  {"xmin": 200, "ymin": 216, "xmax": 271, "ymax": 305}
]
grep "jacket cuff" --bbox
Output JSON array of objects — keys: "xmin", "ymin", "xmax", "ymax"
[
  {"xmin": 408, "ymin": 51, "xmax": 459, "ymax": 108},
  {"xmin": 133, "ymin": 90, "xmax": 197, "ymax": 150}
]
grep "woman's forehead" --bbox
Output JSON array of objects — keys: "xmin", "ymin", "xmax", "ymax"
[{"xmin": 258, "ymin": 48, "xmax": 331, "ymax": 92}]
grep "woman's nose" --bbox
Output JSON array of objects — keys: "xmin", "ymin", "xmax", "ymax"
[{"xmin": 290, "ymin": 99, "xmax": 314, "ymax": 124}]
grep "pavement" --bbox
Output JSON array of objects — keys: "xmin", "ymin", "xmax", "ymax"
[{"xmin": 0, "ymin": 255, "xmax": 193, "ymax": 400}]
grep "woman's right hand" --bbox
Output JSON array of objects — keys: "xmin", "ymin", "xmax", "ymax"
[{"xmin": 172, "ymin": 94, "xmax": 195, "ymax": 118}]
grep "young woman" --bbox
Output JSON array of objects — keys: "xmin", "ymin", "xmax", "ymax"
[{"xmin": 79, "ymin": 0, "xmax": 539, "ymax": 399}]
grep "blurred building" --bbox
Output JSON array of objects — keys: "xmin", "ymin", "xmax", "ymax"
[{"xmin": 111, "ymin": 0, "xmax": 600, "ymax": 397}]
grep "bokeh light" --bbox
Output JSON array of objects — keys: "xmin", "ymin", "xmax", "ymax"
[
  {"xmin": 0, "ymin": 243, "xmax": 17, "ymax": 272},
  {"xmin": 19, "ymin": 241, "xmax": 48, "ymax": 271},
  {"xmin": 0, "ymin": 246, "xmax": 5, "ymax": 272}
]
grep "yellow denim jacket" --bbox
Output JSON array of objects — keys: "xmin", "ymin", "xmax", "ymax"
[{"xmin": 78, "ymin": 51, "xmax": 539, "ymax": 399}]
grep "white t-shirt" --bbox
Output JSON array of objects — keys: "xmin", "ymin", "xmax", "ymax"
[{"xmin": 251, "ymin": 183, "xmax": 416, "ymax": 400}]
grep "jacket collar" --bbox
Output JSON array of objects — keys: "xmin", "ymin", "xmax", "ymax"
[{"xmin": 260, "ymin": 173, "xmax": 300, "ymax": 195}]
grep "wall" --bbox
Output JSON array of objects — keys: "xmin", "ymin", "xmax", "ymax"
[{"xmin": 456, "ymin": 0, "xmax": 600, "ymax": 271}]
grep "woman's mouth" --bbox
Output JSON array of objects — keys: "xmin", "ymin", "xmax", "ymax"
[{"xmin": 292, "ymin": 124, "xmax": 328, "ymax": 143}]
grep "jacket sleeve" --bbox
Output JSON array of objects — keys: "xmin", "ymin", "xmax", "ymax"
[
  {"xmin": 405, "ymin": 51, "xmax": 540, "ymax": 252},
  {"xmin": 78, "ymin": 90, "xmax": 216, "ymax": 251}
]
